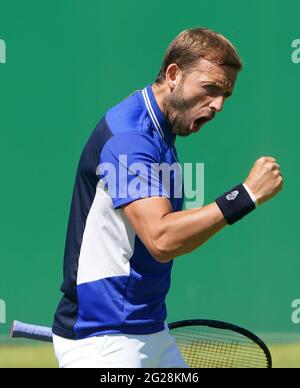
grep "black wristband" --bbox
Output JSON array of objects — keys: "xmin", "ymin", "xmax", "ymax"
[{"xmin": 215, "ymin": 184, "xmax": 256, "ymax": 225}]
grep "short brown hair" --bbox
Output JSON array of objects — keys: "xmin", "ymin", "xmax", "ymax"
[{"xmin": 155, "ymin": 28, "xmax": 242, "ymax": 85}]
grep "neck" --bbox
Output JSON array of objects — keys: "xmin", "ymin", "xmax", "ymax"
[
  {"xmin": 150, "ymin": 82, "xmax": 176, "ymax": 142},
  {"xmin": 151, "ymin": 82, "xmax": 169, "ymax": 116}
]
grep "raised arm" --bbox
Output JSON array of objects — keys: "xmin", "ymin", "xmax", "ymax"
[{"xmin": 123, "ymin": 157, "xmax": 283, "ymax": 263}]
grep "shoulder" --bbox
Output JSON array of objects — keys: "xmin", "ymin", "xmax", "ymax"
[
  {"xmin": 105, "ymin": 91, "xmax": 145, "ymax": 136},
  {"xmin": 101, "ymin": 130, "xmax": 161, "ymax": 162}
]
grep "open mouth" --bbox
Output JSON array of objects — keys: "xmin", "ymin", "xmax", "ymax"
[{"xmin": 191, "ymin": 115, "xmax": 214, "ymax": 132}]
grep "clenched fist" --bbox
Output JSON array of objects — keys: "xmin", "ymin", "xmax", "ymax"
[{"xmin": 244, "ymin": 157, "xmax": 283, "ymax": 205}]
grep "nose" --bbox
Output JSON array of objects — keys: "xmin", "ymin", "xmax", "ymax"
[{"xmin": 209, "ymin": 95, "xmax": 225, "ymax": 113}]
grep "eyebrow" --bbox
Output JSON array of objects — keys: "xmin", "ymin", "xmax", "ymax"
[{"xmin": 203, "ymin": 81, "xmax": 233, "ymax": 97}]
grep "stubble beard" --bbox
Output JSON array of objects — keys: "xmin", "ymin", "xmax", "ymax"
[{"xmin": 162, "ymin": 81, "xmax": 194, "ymax": 137}]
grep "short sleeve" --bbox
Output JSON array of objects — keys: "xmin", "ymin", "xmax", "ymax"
[{"xmin": 99, "ymin": 132, "xmax": 169, "ymax": 209}]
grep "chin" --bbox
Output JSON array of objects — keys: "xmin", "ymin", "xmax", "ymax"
[
  {"xmin": 177, "ymin": 131, "xmax": 191, "ymax": 138},
  {"xmin": 172, "ymin": 125, "xmax": 192, "ymax": 137}
]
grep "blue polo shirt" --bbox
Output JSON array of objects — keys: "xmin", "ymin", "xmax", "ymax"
[{"xmin": 52, "ymin": 85, "xmax": 184, "ymax": 340}]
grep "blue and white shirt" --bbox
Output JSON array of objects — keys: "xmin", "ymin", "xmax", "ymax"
[{"xmin": 52, "ymin": 85, "xmax": 184, "ymax": 340}]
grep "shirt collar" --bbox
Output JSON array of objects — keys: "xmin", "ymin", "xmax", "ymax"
[{"xmin": 141, "ymin": 84, "xmax": 176, "ymax": 146}]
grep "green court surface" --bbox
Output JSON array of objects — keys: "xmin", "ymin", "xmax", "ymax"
[{"xmin": 0, "ymin": 344, "xmax": 299, "ymax": 368}]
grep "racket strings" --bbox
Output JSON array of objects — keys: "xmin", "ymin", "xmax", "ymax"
[
  {"xmin": 171, "ymin": 326, "xmax": 269, "ymax": 368},
  {"xmin": 178, "ymin": 339, "xmax": 266, "ymax": 367}
]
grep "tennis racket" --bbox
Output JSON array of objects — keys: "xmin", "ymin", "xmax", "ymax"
[
  {"xmin": 11, "ymin": 319, "xmax": 272, "ymax": 368},
  {"xmin": 169, "ymin": 319, "xmax": 272, "ymax": 368}
]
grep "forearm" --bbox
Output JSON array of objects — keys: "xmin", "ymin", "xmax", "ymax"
[
  {"xmin": 124, "ymin": 157, "xmax": 282, "ymax": 263},
  {"xmin": 154, "ymin": 202, "xmax": 227, "ymax": 262}
]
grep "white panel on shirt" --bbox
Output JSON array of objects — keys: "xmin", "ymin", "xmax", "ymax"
[{"xmin": 77, "ymin": 180, "xmax": 136, "ymax": 286}]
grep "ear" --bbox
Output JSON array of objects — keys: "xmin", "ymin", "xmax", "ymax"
[{"xmin": 165, "ymin": 63, "xmax": 182, "ymax": 91}]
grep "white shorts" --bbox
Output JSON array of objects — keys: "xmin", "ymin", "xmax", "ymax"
[{"xmin": 53, "ymin": 326, "xmax": 188, "ymax": 368}]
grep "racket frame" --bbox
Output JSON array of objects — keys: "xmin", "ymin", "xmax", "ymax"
[{"xmin": 168, "ymin": 319, "xmax": 272, "ymax": 368}]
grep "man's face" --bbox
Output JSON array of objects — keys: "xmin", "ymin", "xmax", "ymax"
[{"xmin": 163, "ymin": 59, "xmax": 238, "ymax": 137}]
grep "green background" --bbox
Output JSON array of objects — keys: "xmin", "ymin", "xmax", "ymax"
[{"xmin": 0, "ymin": 0, "xmax": 299, "ymax": 356}]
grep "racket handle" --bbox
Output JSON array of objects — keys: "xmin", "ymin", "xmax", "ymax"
[{"xmin": 11, "ymin": 321, "xmax": 53, "ymax": 343}]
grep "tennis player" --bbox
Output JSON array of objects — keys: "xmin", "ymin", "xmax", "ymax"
[{"xmin": 52, "ymin": 28, "xmax": 283, "ymax": 368}]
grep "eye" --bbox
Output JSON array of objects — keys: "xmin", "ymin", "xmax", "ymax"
[
  {"xmin": 204, "ymin": 84, "xmax": 218, "ymax": 92},
  {"xmin": 204, "ymin": 84, "xmax": 232, "ymax": 99},
  {"xmin": 224, "ymin": 91, "xmax": 232, "ymax": 98},
  {"xmin": 203, "ymin": 84, "xmax": 221, "ymax": 97}
]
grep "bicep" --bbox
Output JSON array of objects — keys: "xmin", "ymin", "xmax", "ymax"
[{"xmin": 123, "ymin": 197, "xmax": 173, "ymax": 259}]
